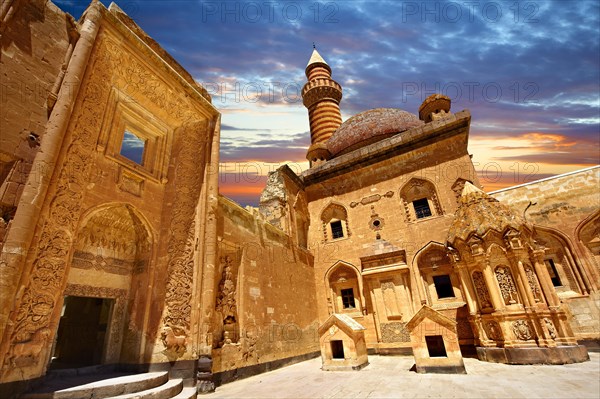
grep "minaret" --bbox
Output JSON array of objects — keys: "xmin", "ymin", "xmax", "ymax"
[{"xmin": 302, "ymin": 47, "xmax": 343, "ymax": 166}]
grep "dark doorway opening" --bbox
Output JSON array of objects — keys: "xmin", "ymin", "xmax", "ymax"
[
  {"xmin": 425, "ymin": 335, "xmax": 447, "ymax": 357},
  {"xmin": 50, "ymin": 296, "xmax": 113, "ymax": 369},
  {"xmin": 331, "ymin": 340, "xmax": 345, "ymax": 359}
]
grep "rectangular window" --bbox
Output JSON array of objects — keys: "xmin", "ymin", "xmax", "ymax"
[
  {"xmin": 120, "ymin": 130, "xmax": 146, "ymax": 165},
  {"xmin": 331, "ymin": 220, "xmax": 344, "ymax": 239},
  {"xmin": 425, "ymin": 335, "xmax": 447, "ymax": 357},
  {"xmin": 433, "ymin": 274, "xmax": 455, "ymax": 299},
  {"xmin": 413, "ymin": 198, "xmax": 432, "ymax": 219},
  {"xmin": 545, "ymin": 259, "xmax": 562, "ymax": 287},
  {"xmin": 331, "ymin": 340, "xmax": 345, "ymax": 359},
  {"xmin": 340, "ymin": 288, "xmax": 355, "ymax": 309}
]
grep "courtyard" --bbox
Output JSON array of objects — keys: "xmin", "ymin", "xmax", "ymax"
[{"xmin": 205, "ymin": 353, "xmax": 600, "ymax": 399}]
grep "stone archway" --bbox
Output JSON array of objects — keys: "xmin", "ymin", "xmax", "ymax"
[{"xmin": 52, "ymin": 203, "xmax": 153, "ymax": 368}]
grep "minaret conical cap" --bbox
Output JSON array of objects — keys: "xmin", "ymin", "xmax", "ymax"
[{"xmin": 306, "ymin": 48, "xmax": 329, "ymax": 68}]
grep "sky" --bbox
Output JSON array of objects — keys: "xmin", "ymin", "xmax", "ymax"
[{"xmin": 55, "ymin": 0, "xmax": 600, "ymax": 206}]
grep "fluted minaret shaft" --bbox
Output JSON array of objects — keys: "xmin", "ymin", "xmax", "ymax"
[{"xmin": 302, "ymin": 49, "xmax": 342, "ymax": 165}]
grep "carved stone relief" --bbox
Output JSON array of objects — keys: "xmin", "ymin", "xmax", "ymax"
[
  {"xmin": 161, "ymin": 120, "xmax": 208, "ymax": 354},
  {"xmin": 71, "ymin": 251, "xmax": 135, "ymax": 275},
  {"xmin": 544, "ymin": 318, "xmax": 557, "ymax": 340},
  {"xmin": 4, "ymin": 46, "xmax": 112, "ymax": 371},
  {"xmin": 216, "ymin": 256, "xmax": 238, "ymax": 346},
  {"xmin": 349, "ymin": 191, "xmax": 394, "ymax": 208},
  {"xmin": 524, "ymin": 266, "xmax": 543, "ymax": 302},
  {"xmin": 512, "ymin": 319, "xmax": 533, "ymax": 341},
  {"xmin": 495, "ymin": 266, "xmax": 519, "ymax": 305},
  {"xmin": 380, "ymin": 322, "xmax": 410, "ymax": 343},
  {"xmin": 472, "ymin": 271, "xmax": 492, "ymax": 309},
  {"xmin": 484, "ymin": 320, "xmax": 502, "ymax": 341}
]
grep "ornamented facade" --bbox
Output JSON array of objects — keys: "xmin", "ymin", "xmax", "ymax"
[{"xmin": 0, "ymin": 1, "xmax": 598, "ymax": 396}]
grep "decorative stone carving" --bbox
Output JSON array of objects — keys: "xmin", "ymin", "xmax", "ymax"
[
  {"xmin": 349, "ymin": 191, "xmax": 394, "ymax": 208},
  {"xmin": 118, "ymin": 169, "xmax": 144, "ymax": 197},
  {"xmin": 524, "ymin": 266, "xmax": 543, "ymax": 302},
  {"xmin": 380, "ymin": 322, "xmax": 410, "ymax": 343},
  {"xmin": 71, "ymin": 251, "xmax": 134, "ymax": 275},
  {"xmin": 484, "ymin": 320, "xmax": 502, "ymax": 341},
  {"xmin": 512, "ymin": 320, "xmax": 533, "ymax": 341},
  {"xmin": 161, "ymin": 120, "xmax": 208, "ymax": 354},
  {"xmin": 495, "ymin": 266, "xmax": 519, "ymax": 305},
  {"xmin": 216, "ymin": 256, "xmax": 238, "ymax": 346},
  {"xmin": 456, "ymin": 318, "xmax": 474, "ymax": 339},
  {"xmin": 544, "ymin": 318, "xmax": 557, "ymax": 340},
  {"xmin": 161, "ymin": 326, "xmax": 187, "ymax": 353},
  {"xmin": 216, "ymin": 256, "xmax": 237, "ymax": 318},
  {"xmin": 472, "ymin": 271, "xmax": 492, "ymax": 309},
  {"xmin": 5, "ymin": 328, "xmax": 51, "ymax": 367},
  {"xmin": 5, "ymin": 46, "xmax": 111, "ymax": 362},
  {"xmin": 451, "ymin": 179, "xmax": 468, "ymax": 203}
]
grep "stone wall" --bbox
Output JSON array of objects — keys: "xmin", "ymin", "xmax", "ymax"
[
  {"xmin": 213, "ymin": 196, "xmax": 319, "ymax": 377},
  {"xmin": 0, "ymin": 0, "xmax": 73, "ymax": 242}
]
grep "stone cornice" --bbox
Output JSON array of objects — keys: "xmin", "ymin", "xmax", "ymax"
[{"xmin": 302, "ymin": 110, "xmax": 472, "ymax": 186}]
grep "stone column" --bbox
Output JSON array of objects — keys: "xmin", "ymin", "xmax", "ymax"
[
  {"xmin": 0, "ymin": 1, "xmax": 102, "ymax": 374},
  {"xmin": 456, "ymin": 264, "xmax": 478, "ymax": 314},
  {"xmin": 513, "ymin": 259, "xmax": 535, "ymax": 308},
  {"xmin": 196, "ymin": 116, "xmax": 221, "ymax": 393},
  {"xmin": 482, "ymin": 263, "xmax": 504, "ymax": 310}
]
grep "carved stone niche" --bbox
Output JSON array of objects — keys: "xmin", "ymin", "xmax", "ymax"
[
  {"xmin": 468, "ymin": 236, "xmax": 484, "ymax": 256},
  {"xmin": 215, "ymin": 255, "xmax": 239, "ymax": 347},
  {"xmin": 504, "ymin": 229, "xmax": 522, "ymax": 250}
]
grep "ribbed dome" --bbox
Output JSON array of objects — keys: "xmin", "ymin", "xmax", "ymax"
[
  {"xmin": 446, "ymin": 182, "xmax": 527, "ymax": 244},
  {"xmin": 327, "ymin": 108, "xmax": 423, "ymax": 156}
]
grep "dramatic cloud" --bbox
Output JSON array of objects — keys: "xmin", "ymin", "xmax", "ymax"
[{"xmin": 57, "ymin": 0, "xmax": 600, "ymax": 206}]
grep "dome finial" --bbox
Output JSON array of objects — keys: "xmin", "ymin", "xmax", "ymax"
[{"xmin": 313, "ymin": 42, "xmax": 316, "ymax": 49}]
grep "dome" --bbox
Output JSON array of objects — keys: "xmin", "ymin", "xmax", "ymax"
[
  {"xmin": 327, "ymin": 108, "xmax": 424, "ymax": 157},
  {"xmin": 446, "ymin": 183, "xmax": 528, "ymax": 244}
]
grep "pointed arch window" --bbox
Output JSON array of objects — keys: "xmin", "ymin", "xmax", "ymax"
[
  {"xmin": 321, "ymin": 203, "xmax": 350, "ymax": 241},
  {"xmin": 400, "ymin": 178, "xmax": 442, "ymax": 222}
]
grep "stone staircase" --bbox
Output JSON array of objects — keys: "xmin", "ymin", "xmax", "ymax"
[{"xmin": 21, "ymin": 371, "xmax": 198, "ymax": 399}]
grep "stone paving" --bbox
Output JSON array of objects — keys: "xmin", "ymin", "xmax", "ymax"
[{"xmin": 206, "ymin": 353, "xmax": 600, "ymax": 398}]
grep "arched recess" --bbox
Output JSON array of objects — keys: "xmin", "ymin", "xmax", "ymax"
[
  {"xmin": 399, "ymin": 178, "xmax": 442, "ymax": 222},
  {"xmin": 324, "ymin": 261, "xmax": 363, "ymax": 314},
  {"xmin": 293, "ymin": 193, "xmax": 309, "ymax": 249},
  {"xmin": 54, "ymin": 203, "xmax": 154, "ymax": 368},
  {"xmin": 320, "ymin": 202, "xmax": 350, "ymax": 241},
  {"xmin": 414, "ymin": 242, "xmax": 461, "ymax": 304},
  {"xmin": 575, "ymin": 210, "xmax": 600, "ymax": 276},
  {"xmin": 535, "ymin": 226, "xmax": 591, "ymax": 296}
]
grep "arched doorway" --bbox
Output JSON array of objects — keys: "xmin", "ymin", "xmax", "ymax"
[{"xmin": 50, "ymin": 203, "xmax": 153, "ymax": 369}]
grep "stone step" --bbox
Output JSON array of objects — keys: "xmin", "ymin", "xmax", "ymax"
[
  {"xmin": 171, "ymin": 387, "xmax": 197, "ymax": 399},
  {"xmin": 107, "ymin": 378, "xmax": 183, "ymax": 399},
  {"xmin": 22, "ymin": 371, "xmax": 169, "ymax": 399}
]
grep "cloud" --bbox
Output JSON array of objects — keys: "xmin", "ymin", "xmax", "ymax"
[{"xmin": 53, "ymin": 0, "xmax": 600, "ymax": 207}]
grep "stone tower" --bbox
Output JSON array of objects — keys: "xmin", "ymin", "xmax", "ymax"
[{"xmin": 302, "ymin": 48, "xmax": 343, "ymax": 166}]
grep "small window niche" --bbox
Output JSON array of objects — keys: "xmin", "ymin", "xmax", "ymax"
[
  {"xmin": 413, "ymin": 198, "xmax": 432, "ymax": 219},
  {"xmin": 120, "ymin": 130, "xmax": 146, "ymax": 165},
  {"xmin": 425, "ymin": 335, "xmax": 447, "ymax": 357},
  {"xmin": 331, "ymin": 220, "xmax": 344, "ymax": 239},
  {"xmin": 433, "ymin": 275, "xmax": 455, "ymax": 299},
  {"xmin": 331, "ymin": 340, "xmax": 345, "ymax": 359},
  {"xmin": 545, "ymin": 259, "xmax": 562, "ymax": 287},
  {"xmin": 341, "ymin": 288, "xmax": 355, "ymax": 309}
]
